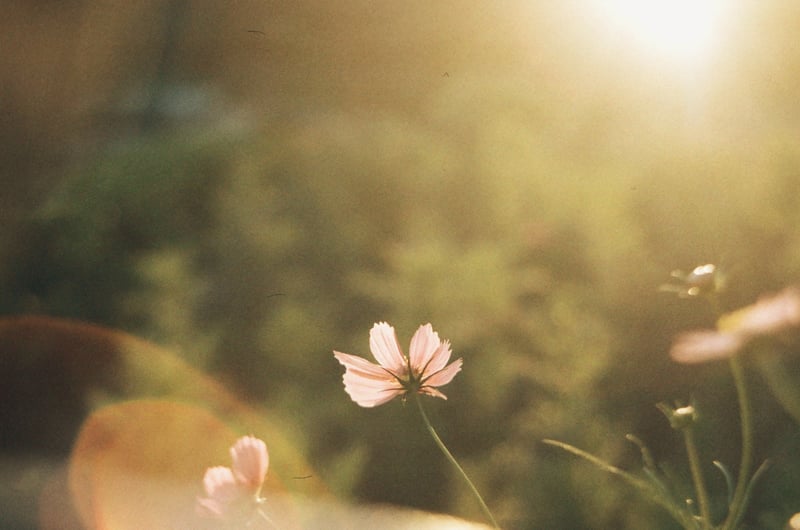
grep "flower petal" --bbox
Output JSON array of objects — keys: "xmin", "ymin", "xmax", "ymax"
[
  {"xmin": 230, "ymin": 436, "xmax": 268, "ymax": 491},
  {"xmin": 419, "ymin": 386, "xmax": 449, "ymax": 400},
  {"xmin": 423, "ymin": 340, "xmax": 453, "ymax": 377},
  {"xmin": 202, "ymin": 466, "xmax": 238, "ymax": 497},
  {"xmin": 670, "ymin": 331, "xmax": 744, "ymax": 364},
  {"xmin": 421, "ymin": 357, "xmax": 463, "ymax": 389},
  {"xmin": 369, "ymin": 322, "xmax": 407, "ymax": 372},
  {"xmin": 334, "ymin": 351, "xmax": 405, "ymax": 407},
  {"xmin": 334, "ymin": 351, "xmax": 397, "ymax": 379},
  {"xmin": 342, "ymin": 376, "xmax": 406, "ymax": 407},
  {"xmin": 198, "ymin": 465, "xmax": 242, "ymax": 516},
  {"xmin": 736, "ymin": 286, "xmax": 800, "ymax": 336},
  {"xmin": 408, "ymin": 324, "xmax": 445, "ymax": 374}
]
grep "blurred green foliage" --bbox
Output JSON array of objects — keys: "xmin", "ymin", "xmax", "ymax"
[{"xmin": 3, "ymin": 2, "xmax": 800, "ymax": 529}]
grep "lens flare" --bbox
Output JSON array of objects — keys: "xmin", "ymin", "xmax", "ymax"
[{"xmin": 596, "ymin": 0, "xmax": 726, "ymax": 64}]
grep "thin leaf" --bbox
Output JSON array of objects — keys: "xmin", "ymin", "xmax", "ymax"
[
  {"xmin": 731, "ymin": 460, "xmax": 771, "ymax": 530},
  {"xmin": 713, "ymin": 460, "xmax": 735, "ymax": 505},
  {"xmin": 626, "ymin": 434, "xmax": 658, "ymax": 472},
  {"xmin": 543, "ymin": 439, "xmax": 698, "ymax": 529}
]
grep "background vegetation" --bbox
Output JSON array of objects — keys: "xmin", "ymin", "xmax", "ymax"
[{"xmin": 3, "ymin": 2, "xmax": 800, "ymax": 528}]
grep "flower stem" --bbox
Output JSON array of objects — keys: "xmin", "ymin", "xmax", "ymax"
[
  {"xmin": 721, "ymin": 355, "xmax": 753, "ymax": 530},
  {"xmin": 707, "ymin": 292, "xmax": 755, "ymax": 529},
  {"xmin": 756, "ymin": 356, "xmax": 800, "ymax": 425},
  {"xmin": 413, "ymin": 394, "xmax": 500, "ymax": 529},
  {"xmin": 682, "ymin": 427, "xmax": 712, "ymax": 528}
]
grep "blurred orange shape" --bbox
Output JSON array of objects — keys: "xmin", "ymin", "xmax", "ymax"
[
  {"xmin": 0, "ymin": 316, "xmax": 318, "ymax": 528},
  {"xmin": 68, "ymin": 399, "xmax": 237, "ymax": 530}
]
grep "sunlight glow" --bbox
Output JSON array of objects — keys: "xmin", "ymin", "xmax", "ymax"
[{"xmin": 597, "ymin": 0, "xmax": 726, "ymax": 65}]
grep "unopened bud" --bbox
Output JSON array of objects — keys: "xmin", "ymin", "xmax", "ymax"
[{"xmin": 657, "ymin": 403, "xmax": 698, "ymax": 430}]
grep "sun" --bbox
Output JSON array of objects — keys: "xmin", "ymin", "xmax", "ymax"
[{"xmin": 596, "ymin": 0, "xmax": 726, "ymax": 65}]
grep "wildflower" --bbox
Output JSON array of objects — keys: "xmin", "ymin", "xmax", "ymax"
[
  {"xmin": 657, "ymin": 402, "xmax": 699, "ymax": 430},
  {"xmin": 670, "ymin": 286, "xmax": 800, "ymax": 364},
  {"xmin": 197, "ymin": 435, "xmax": 269, "ymax": 518},
  {"xmin": 334, "ymin": 322, "xmax": 463, "ymax": 407},
  {"xmin": 670, "ymin": 330, "xmax": 746, "ymax": 364},
  {"xmin": 725, "ymin": 286, "xmax": 800, "ymax": 337},
  {"xmin": 661, "ymin": 263, "xmax": 725, "ymax": 298}
]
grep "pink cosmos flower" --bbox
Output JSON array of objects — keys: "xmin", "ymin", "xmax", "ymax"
[
  {"xmin": 670, "ymin": 286, "xmax": 800, "ymax": 364},
  {"xmin": 334, "ymin": 322, "xmax": 463, "ymax": 407},
  {"xmin": 733, "ymin": 286, "xmax": 800, "ymax": 336},
  {"xmin": 670, "ymin": 330, "xmax": 746, "ymax": 364},
  {"xmin": 197, "ymin": 435, "xmax": 269, "ymax": 517}
]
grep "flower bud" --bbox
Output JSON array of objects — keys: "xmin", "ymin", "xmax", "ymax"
[
  {"xmin": 661, "ymin": 264, "xmax": 724, "ymax": 298},
  {"xmin": 657, "ymin": 403, "xmax": 698, "ymax": 430}
]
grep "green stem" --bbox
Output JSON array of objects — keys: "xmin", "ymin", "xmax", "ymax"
[
  {"xmin": 413, "ymin": 394, "xmax": 500, "ymax": 529},
  {"xmin": 707, "ymin": 293, "xmax": 754, "ymax": 530},
  {"xmin": 683, "ymin": 427, "xmax": 712, "ymax": 527},
  {"xmin": 721, "ymin": 355, "xmax": 753, "ymax": 530},
  {"xmin": 756, "ymin": 355, "xmax": 800, "ymax": 425}
]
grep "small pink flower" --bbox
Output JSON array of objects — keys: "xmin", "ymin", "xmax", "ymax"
[
  {"xmin": 334, "ymin": 322, "xmax": 463, "ymax": 407},
  {"xmin": 230, "ymin": 435, "xmax": 269, "ymax": 491},
  {"xmin": 670, "ymin": 286, "xmax": 800, "ymax": 364},
  {"xmin": 197, "ymin": 466, "xmax": 241, "ymax": 517},
  {"xmin": 670, "ymin": 330, "xmax": 746, "ymax": 364},
  {"xmin": 734, "ymin": 286, "xmax": 800, "ymax": 336},
  {"xmin": 197, "ymin": 435, "xmax": 269, "ymax": 517}
]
